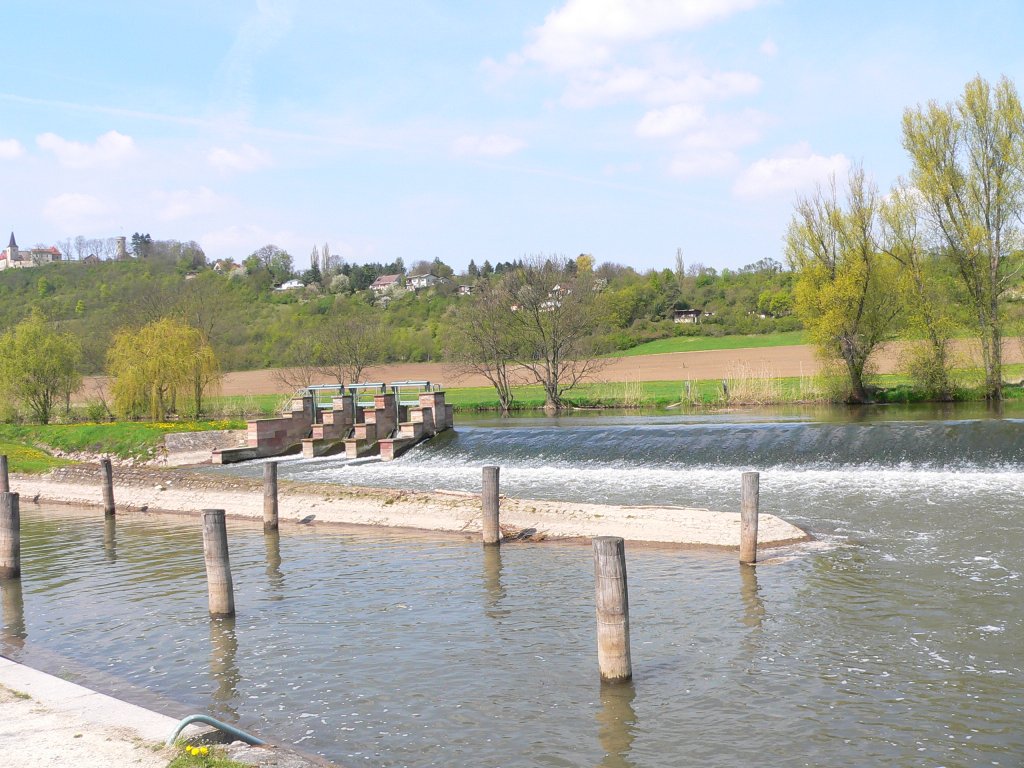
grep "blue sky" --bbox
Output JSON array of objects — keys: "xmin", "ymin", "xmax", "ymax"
[{"xmin": 2, "ymin": 0, "xmax": 1023, "ymax": 273}]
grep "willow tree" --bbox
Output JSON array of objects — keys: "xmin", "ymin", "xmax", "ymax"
[
  {"xmin": 786, "ymin": 167, "xmax": 901, "ymax": 403},
  {"xmin": 0, "ymin": 311, "xmax": 82, "ymax": 424},
  {"xmin": 902, "ymin": 75, "xmax": 1024, "ymax": 401},
  {"xmin": 107, "ymin": 317, "xmax": 220, "ymax": 420}
]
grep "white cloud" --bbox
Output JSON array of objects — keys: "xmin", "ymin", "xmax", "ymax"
[
  {"xmin": 43, "ymin": 192, "xmax": 113, "ymax": 230},
  {"xmin": 216, "ymin": 0, "xmax": 295, "ymax": 115},
  {"xmin": 733, "ymin": 143, "xmax": 851, "ymax": 199},
  {"xmin": 208, "ymin": 144, "xmax": 271, "ymax": 172},
  {"xmin": 155, "ymin": 187, "xmax": 226, "ymax": 221},
  {"xmin": 677, "ymin": 109, "xmax": 767, "ymax": 150},
  {"xmin": 0, "ymin": 139, "xmax": 25, "ymax": 159},
  {"xmin": 36, "ymin": 130, "xmax": 138, "ymax": 169},
  {"xmin": 646, "ymin": 108, "xmax": 767, "ymax": 177},
  {"xmin": 636, "ymin": 104, "xmax": 705, "ymax": 138},
  {"xmin": 452, "ymin": 134, "xmax": 527, "ymax": 157},
  {"xmin": 563, "ymin": 64, "xmax": 759, "ymax": 108},
  {"xmin": 523, "ymin": 0, "xmax": 765, "ymax": 71},
  {"xmin": 759, "ymin": 38, "xmax": 778, "ymax": 57},
  {"xmin": 670, "ymin": 150, "xmax": 739, "ymax": 177}
]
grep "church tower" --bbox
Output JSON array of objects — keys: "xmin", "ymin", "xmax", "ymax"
[{"xmin": 3, "ymin": 232, "xmax": 17, "ymax": 264}]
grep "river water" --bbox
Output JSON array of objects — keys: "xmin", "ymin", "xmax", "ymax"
[{"xmin": 3, "ymin": 405, "xmax": 1024, "ymax": 767}]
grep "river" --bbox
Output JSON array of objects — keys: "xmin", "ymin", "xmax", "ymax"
[{"xmin": 3, "ymin": 404, "xmax": 1023, "ymax": 766}]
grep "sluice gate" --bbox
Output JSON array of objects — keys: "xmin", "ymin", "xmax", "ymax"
[{"xmin": 211, "ymin": 381, "xmax": 452, "ymax": 464}]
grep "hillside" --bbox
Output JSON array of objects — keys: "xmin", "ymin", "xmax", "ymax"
[{"xmin": 0, "ymin": 252, "xmax": 800, "ymax": 376}]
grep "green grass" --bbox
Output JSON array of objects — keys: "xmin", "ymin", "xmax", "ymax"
[
  {"xmin": 203, "ymin": 393, "xmax": 286, "ymax": 418},
  {"xmin": 0, "ymin": 419, "xmax": 244, "ymax": 464},
  {"xmin": 168, "ymin": 744, "xmax": 249, "ymax": 768},
  {"xmin": 611, "ymin": 330, "xmax": 806, "ymax": 357},
  {"xmin": 0, "ymin": 440, "xmax": 74, "ymax": 473}
]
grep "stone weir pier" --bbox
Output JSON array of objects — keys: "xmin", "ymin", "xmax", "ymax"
[{"xmin": 212, "ymin": 382, "xmax": 453, "ymax": 464}]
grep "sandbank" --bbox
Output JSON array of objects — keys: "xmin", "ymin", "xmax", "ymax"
[{"xmin": 10, "ymin": 465, "xmax": 808, "ymax": 548}]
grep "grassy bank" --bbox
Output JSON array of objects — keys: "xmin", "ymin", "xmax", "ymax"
[{"xmin": 0, "ymin": 419, "xmax": 244, "ymax": 472}]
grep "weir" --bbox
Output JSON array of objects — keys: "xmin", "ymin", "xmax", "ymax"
[{"xmin": 211, "ymin": 381, "xmax": 453, "ymax": 464}]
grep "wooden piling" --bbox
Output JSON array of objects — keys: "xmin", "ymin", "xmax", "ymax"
[
  {"xmin": 100, "ymin": 458, "xmax": 115, "ymax": 517},
  {"xmin": 0, "ymin": 493, "xmax": 20, "ymax": 579},
  {"xmin": 593, "ymin": 536, "xmax": 631, "ymax": 683},
  {"xmin": 482, "ymin": 465, "xmax": 500, "ymax": 546},
  {"xmin": 263, "ymin": 462, "xmax": 279, "ymax": 532},
  {"xmin": 0, "ymin": 455, "xmax": 8, "ymax": 493},
  {"xmin": 201, "ymin": 509, "xmax": 235, "ymax": 617},
  {"xmin": 740, "ymin": 471, "xmax": 760, "ymax": 564}
]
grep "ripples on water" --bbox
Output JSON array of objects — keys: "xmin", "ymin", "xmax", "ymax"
[{"xmin": 5, "ymin": 410, "xmax": 1024, "ymax": 766}]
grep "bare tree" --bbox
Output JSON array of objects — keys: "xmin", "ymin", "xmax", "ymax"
[
  {"xmin": 503, "ymin": 256, "xmax": 608, "ymax": 412},
  {"xmin": 56, "ymin": 237, "xmax": 73, "ymax": 261},
  {"xmin": 445, "ymin": 280, "xmax": 523, "ymax": 413},
  {"xmin": 74, "ymin": 235, "xmax": 89, "ymax": 261},
  {"xmin": 315, "ymin": 312, "xmax": 386, "ymax": 385},
  {"xmin": 273, "ymin": 333, "xmax": 322, "ymax": 393}
]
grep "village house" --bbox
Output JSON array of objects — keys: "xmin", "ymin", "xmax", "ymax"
[
  {"xmin": 458, "ymin": 284, "xmax": 476, "ymax": 296},
  {"xmin": 369, "ymin": 273, "xmax": 402, "ymax": 294},
  {"xmin": 673, "ymin": 308, "xmax": 703, "ymax": 324},
  {"xmin": 407, "ymin": 272, "xmax": 446, "ymax": 290}
]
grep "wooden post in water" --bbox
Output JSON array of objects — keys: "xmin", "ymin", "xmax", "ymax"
[
  {"xmin": 740, "ymin": 471, "xmax": 760, "ymax": 564},
  {"xmin": 482, "ymin": 465, "xmax": 500, "ymax": 546},
  {"xmin": 593, "ymin": 536, "xmax": 631, "ymax": 683},
  {"xmin": 201, "ymin": 509, "xmax": 235, "ymax": 617},
  {"xmin": 0, "ymin": 455, "xmax": 8, "ymax": 493},
  {"xmin": 0, "ymin": 493, "xmax": 20, "ymax": 579},
  {"xmin": 263, "ymin": 462, "xmax": 279, "ymax": 532},
  {"xmin": 100, "ymin": 458, "xmax": 115, "ymax": 517}
]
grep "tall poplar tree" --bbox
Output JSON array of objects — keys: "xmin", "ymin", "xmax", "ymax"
[{"xmin": 902, "ymin": 75, "xmax": 1024, "ymax": 401}]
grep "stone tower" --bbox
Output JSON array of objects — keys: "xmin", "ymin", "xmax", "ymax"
[
  {"xmin": 4, "ymin": 232, "xmax": 17, "ymax": 263},
  {"xmin": 115, "ymin": 236, "xmax": 127, "ymax": 260}
]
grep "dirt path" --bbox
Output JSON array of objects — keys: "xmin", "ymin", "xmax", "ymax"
[{"xmin": 79, "ymin": 339, "xmax": 1023, "ymax": 399}]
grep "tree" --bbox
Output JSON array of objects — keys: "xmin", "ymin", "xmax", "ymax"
[
  {"xmin": 786, "ymin": 168, "xmax": 901, "ymax": 403},
  {"xmin": 246, "ymin": 244, "xmax": 294, "ymax": 284},
  {"xmin": 107, "ymin": 317, "xmax": 220, "ymax": 420},
  {"xmin": 445, "ymin": 281, "xmax": 522, "ymax": 413},
  {"xmin": 881, "ymin": 184, "xmax": 959, "ymax": 398},
  {"xmin": 0, "ymin": 311, "xmax": 82, "ymax": 424},
  {"xmin": 131, "ymin": 232, "xmax": 153, "ymax": 258},
  {"xmin": 315, "ymin": 311, "xmax": 386, "ymax": 385},
  {"xmin": 902, "ymin": 75, "xmax": 1024, "ymax": 401},
  {"xmin": 503, "ymin": 256, "xmax": 607, "ymax": 412}
]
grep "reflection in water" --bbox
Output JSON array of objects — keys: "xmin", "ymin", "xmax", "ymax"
[
  {"xmin": 1, "ymin": 577, "xmax": 25, "ymax": 653},
  {"xmin": 482, "ymin": 546, "xmax": 509, "ymax": 619},
  {"xmin": 739, "ymin": 564, "xmax": 764, "ymax": 630},
  {"xmin": 264, "ymin": 530, "xmax": 283, "ymax": 594},
  {"xmin": 596, "ymin": 680, "xmax": 638, "ymax": 768},
  {"xmin": 103, "ymin": 516, "xmax": 116, "ymax": 563},
  {"xmin": 209, "ymin": 617, "xmax": 240, "ymax": 720}
]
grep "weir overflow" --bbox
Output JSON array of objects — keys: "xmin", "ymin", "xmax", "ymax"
[{"xmin": 212, "ymin": 381, "xmax": 453, "ymax": 464}]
